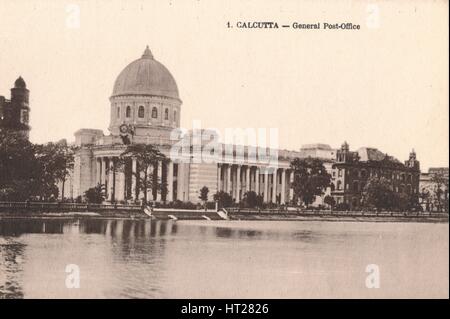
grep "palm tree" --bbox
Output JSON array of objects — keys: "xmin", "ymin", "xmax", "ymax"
[{"xmin": 118, "ymin": 144, "xmax": 168, "ymax": 203}]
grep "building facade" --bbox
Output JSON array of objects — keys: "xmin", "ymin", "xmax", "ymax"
[
  {"xmin": 69, "ymin": 47, "xmax": 320, "ymax": 204},
  {"xmin": 0, "ymin": 77, "xmax": 31, "ymax": 138},
  {"xmin": 69, "ymin": 47, "xmax": 422, "ymax": 207},
  {"xmin": 330, "ymin": 142, "xmax": 421, "ymax": 209}
]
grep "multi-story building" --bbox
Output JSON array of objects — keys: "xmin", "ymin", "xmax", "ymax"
[
  {"xmin": 0, "ymin": 77, "xmax": 31, "ymax": 138},
  {"xmin": 330, "ymin": 142, "xmax": 420, "ymax": 209}
]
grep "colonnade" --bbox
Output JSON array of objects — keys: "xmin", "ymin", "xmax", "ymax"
[
  {"xmin": 95, "ymin": 157, "xmax": 176, "ymax": 203},
  {"xmin": 217, "ymin": 164, "xmax": 294, "ymax": 204}
]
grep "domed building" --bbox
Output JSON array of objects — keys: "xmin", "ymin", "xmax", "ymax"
[
  {"xmin": 72, "ymin": 46, "xmax": 188, "ymax": 202},
  {"xmin": 68, "ymin": 47, "xmax": 421, "ymax": 207},
  {"xmin": 69, "ymin": 46, "xmax": 327, "ymax": 204}
]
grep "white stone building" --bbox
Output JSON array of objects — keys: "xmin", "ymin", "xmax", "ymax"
[{"xmin": 67, "ymin": 46, "xmax": 333, "ymax": 204}]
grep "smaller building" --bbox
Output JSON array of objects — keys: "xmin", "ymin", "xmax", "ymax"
[
  {"xmin": 330, "ymin": 142, "xmax": 420, "ymax": 210},
  {"xmin": 0, "ymin": 77, "xmax": 31, "ymax": 138},
  {"xmin": 299, "ymin": 143, "xmax": 336, "ymax": 161}
]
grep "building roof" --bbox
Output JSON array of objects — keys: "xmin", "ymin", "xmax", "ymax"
[
  {"xmin": 357, "ymin": 147, "xmax": 399, "ymax": 162},
  {"xmin": 111, "ymin": 46, "xmax": 179, "ymax": 100},
  {"xmin": 301, "ymin": 143, "xmax": 332, "ymax": 150},
  {"xmin": 14, "ymin": 76, "xmax": 27, "ymax": 89}
]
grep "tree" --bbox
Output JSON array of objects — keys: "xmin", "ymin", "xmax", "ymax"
[
  {"xmin": 84, "ymin": 184, "xmax": 105, "ymax": 204},
  {"xmin": 213, "ymin": 191, "xmax": 233, "ymax": 209},
  {"xmin": 199, "ymin": 186, "xmax": 209, "ymax": 209},
  {"xmin": 34, "ymin": 139, "xmax": 74, "ymax": 200},
  {"xmin": 419, "ymin": 188, "xmax": 431, "ymax": 211},
  {"xmin": 290, "ymin": 157, "xmax": 331, "ymax": 207},
  {"xmin": 431, "ymin": 172, "xmax": 449, "ymax": 213},
  {"xmin": 361, "ymin": 177, "xmax": 396, "ymax": 211},
  {"xmin": 323, "ymin": 195, "xmax": 336, "ymax": 208},
  {"xmin": 119, "ymin": 144, "xmax": 168, "ymax": 203},
  {"xmin": 0, "ymin": 130, "xmax": 41, "ymax": 201},
  {"xmin": 242, "ymin": 191, "xmax": 263, "ymax": 208}
]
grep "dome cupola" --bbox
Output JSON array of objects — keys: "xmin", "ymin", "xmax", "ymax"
[{"xmin": 111, "ymin": 46, "xmax": 179, "ymax": 100}]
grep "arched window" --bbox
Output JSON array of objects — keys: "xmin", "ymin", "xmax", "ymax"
[
  {"xmin": 165, "ymin": 108, "xmax": 169, "ymax": 120},
  {"xmin": 126, "ymin": 106, "xmax": 131, "ymax": 118},
  {"xmin": 117, "ymin": 107, "xmax": 120, "ymax": 119},
  {"xmin": 152, "ymin": 107, "xmax": 158, "ymax": 118},
  {"xmin": 138, "ymin": 106, "xmax": 145, "ymax": 118},
  {"xmin": 174, "ymin": 110, "xmax": 177, "ymax": 122}
]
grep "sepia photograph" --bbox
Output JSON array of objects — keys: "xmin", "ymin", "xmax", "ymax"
[{"xmin": 0, "ymin": 0, "xmax": 448, "ymax": 304}]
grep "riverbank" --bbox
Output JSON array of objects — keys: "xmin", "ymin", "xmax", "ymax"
[
  {"xmin": 0, "ymin": 210, "xmax": 448, "ymax": 223},
  {"xmin": 229, "ymin": 213, "xmax": 448, "ymax": 223},
  {"xmin": 1, "ymin": 201, "xmax": 448, "ymax": 223}
]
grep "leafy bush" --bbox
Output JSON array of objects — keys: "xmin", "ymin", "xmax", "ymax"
[{"xmin": 84, "ymin": 184, "xmax": 105, "ymax": 204}]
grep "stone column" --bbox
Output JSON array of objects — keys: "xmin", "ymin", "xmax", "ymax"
[
  {"xmin": 272, "ymin": 168, "xmax": 277, "ymax": 203},
  {"xmin": 117, "ymin": 165, "xmax": 125, "ymax": 202},
  {"xmin": 156, "ymin": 161, "xmax": 162, "ymax": 201},
  {"xmin": 108, "ymin": 157, "xmax": 114, "ymax": 202},
  {"xmin": 289, "ymin": 170, "xmax": 294, "ymax": 203},
  {"xmin": 131, "ymin": 157, "xmax": 137, "ymax": 201},
  {"xmin": 255, "ymin": 167, "xmax": 260, "ymax": 194},
  {"xmin": 101, "ymin": 157, "xmax": 108, "ymax": 199},
  {"xmin": 177, "ymin": 163, "xmax": 185, "ymax": 201},
  {"xmin": 264, "ymin": 168, "xmax": 269, "ymax": 203},
  {"xmin": 281, "ymin": 169, "xmax": 286, "ymax": 204},
  {"xmin": 217, "ymin": 164, "xmax": 222, "ymax": 192},
  {"xmin": 167, "ymin": 161, "xmax": 174, "ymax": 202},
  {"xmin": 102, "ymin": 157, "xmax": 107, "ymax": 187},
  {"xmin": 96, "ymin": 158, "xmax": 101, "ymax": 185},
  {"xmin": 246, "ymin": 166, "xmax": 251, "ymax": 193},
  {"xmin": 147, "ymin": 164, "xmax": 153, "ymax": 201},
  {"xmin": 236, "ymin": 165, "xmax": 241, "ymax": 202},
  {"xmin": 226, "ymin": 164, "xmax": 232, "ymax": 194}
]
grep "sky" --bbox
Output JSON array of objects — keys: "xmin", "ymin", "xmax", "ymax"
[{"xmin": 0, "ymin": 0, "xmax": 448, "ymax": 171}]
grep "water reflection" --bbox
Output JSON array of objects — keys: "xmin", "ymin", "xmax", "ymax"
[
  {"xmin": 0, "ymin": 238, "xmax": 25, "ymax": 298},
  {"xmin": 0, "ymin": 218, "xmax": 448, "ymax": 298}
]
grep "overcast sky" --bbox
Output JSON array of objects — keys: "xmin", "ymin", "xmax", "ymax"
[{"xmin": 0, "ymin": 0, "xmax": 448, "ymax": 171}]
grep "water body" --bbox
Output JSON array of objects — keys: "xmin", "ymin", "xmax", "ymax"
[{"xmin": 0, "ymin": 218, "xmax": 448, "ymax": 298}]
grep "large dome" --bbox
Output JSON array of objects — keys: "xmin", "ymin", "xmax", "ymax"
[{"xmin": 111, "ymin": 46, "xmax": 179, "ymax": 100}]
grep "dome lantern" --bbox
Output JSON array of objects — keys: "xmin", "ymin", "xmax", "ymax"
[{"xmin": 141, "ymin": 45, "xmax": 154, "ymax": 59}]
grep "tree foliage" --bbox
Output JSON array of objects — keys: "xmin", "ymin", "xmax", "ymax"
[
  {"xmin": 84, "ymin": 184, "xmax": 105, "ymax": 204},
  {"xmin": 323, "ymin": 195, "xmax": 336, "ymax": 208},
  {"xmin": 242, "ymin": 191, "xmax": 263, "ymax": 208},
  {"xmin": 34, "ymin": 139, "xmax": 74, "ymax": 200},
  {"xmin": 361, "ymin": 177, "xmax": 396, "ymax": 210},
  {"xmin": 119, "ymin": 143, "xmax": 168, "ymax": 203},
  {"xmin": 213, "ymin": 191, "xmax": 233, "ymax": 209},
  {"xmin": 361, "ymin": 176, "xmax": 419, "ymax": 211},
  {"xmin": 0, "ymin": 130, "xmax": 75, "ymax": 201},
  {"xmin": 199, "ymin": 186, "xmax": 209, "ymax": 202},
  {"xmin": 0, "ymin": 130, "xmax": 41, "ymax": 200},
  {"xmin": 431, "ymin": 172, "xmax": 449, "ymax": 212},
  {"xmin": 290, "ymin": 157, "xmax": 331, "ymax": 206}
]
